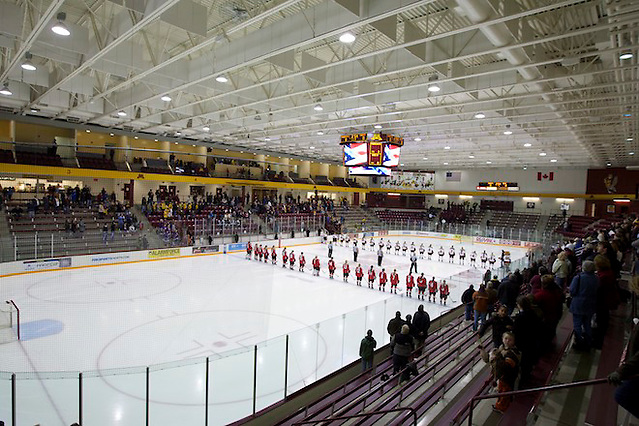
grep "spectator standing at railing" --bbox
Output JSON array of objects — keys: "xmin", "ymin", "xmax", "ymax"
[
  {"xmin": 552, "ymin": 251, "xmax": 570, "ymax": 289},
  {"xmin": 387, "ymin": 311, "xmax": 403, "ymax": 344},
  {"xmin": 513, "ymin": 295, "xmax": 542, "ymax": 386},
  {"xmin": 390, "ymin": 325, "xmax": 414, "ymax": 375},
  {"xmin": 462, "ymin": 284, "xmax": 475, "ymax": 321},
  {"xmin": 479, "ymin": 331, "xmax": 521, "ymax": 413},
  {"xmin": 473, "ymin": 284, "xmax": 489, "ymax": 332},
  {"xmin": 568, "ymin": 260, "xmax": 599, "ymax": 351},
  {"xmin": 412, "ymin": 305, "xmax": 431, "ymax": 355},
  {"xmin": 359, "ymin": 330, "xmax": 377, "ymax": 372}
]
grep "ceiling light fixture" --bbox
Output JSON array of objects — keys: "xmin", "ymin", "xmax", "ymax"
[
  {"xmin": 317, "ymin": 131, "xmax": 324, "ymax": 135},
  {"xmin": 51, "ymin": 12, "xmax": 70, "ymax": 36},
  {"xmin": 539, "ymin": 152, "xmax": 547, "ymax": 156},
  {"xmin": 486, "ymin": 161, "xmax": 492, "ymax": 164},
  {"xmin": 474, "ymin": 112, "xmax": 485, "ymax": 119},
  {"xmin": 423, "ymin": 157, "xmax": 428, "ymax": 160},
  {"xmin": 265, "ymin": 137, "xmax": 271, "ymax": 141},
  {"xmin": 161, "ymin": 95, "xmax": 171, "ymax": 102},
  {"xmin": 117, "ymin": 110, "xmax": 127, "ymax": 117},
  {"xmin": 202, "ymin": 126, "xmax": 210, "ymax": 132},
  {"xmin": 339, "ymin": 32, "xmax": 356, "ymax": 43},
  {"xmin": 85, "ymin": 129, "xmax": 90, "ymax": 133},
  {"xmin": 0, "ymin": 82, "xmax": 12, "ymax": 96},
  {"xmin": 374, "ymin": 124, "xmax": 382, "ymax": 129},
  {"xmin": 414, "ymin": 137, "xmax": 422, "ymax": 142},
  {"xmin": 110, "ymin": 133, "xmax": 114, "ymax": 136},
  {"xmin": 134, "ymin": 136, "xmax": 139, "ymax": 139},
  {"xmin": 630, "ymin": 152, "xmax": 635, "ymax": 155},
  {"xmin": 626, "ymin": 137, "xmax": 633, "ymax": 141},
  {"xmin": 21, "ymin": 52, "xmax": 36, "ymax": 71},
  {"xmin": 443, "ymin": 162, "xmax": 449, "ymax": 165},
  {"xmin": 427, "ymin": 75, "xmax": 441, "ymax": 92},
  {"xmin": 550, "ymin": 159, "xmax": 557, "ymax": 163},
  {"xmin": 619, "ymin": 51, "xmax": 634, "ymax": 60},
  {"xmin": 444, "ymin": 146, "xmax": 450, "ymax": 150},
  {"xmin": 469, "ymin": 155, "xmax": 475, "ymax": 158},
  {"xmin": 310, "ymin": 146, "xmax": 315, "ymax": 149},
  {"xmin": 314, "ymin": 104, "xmax": 324, "ymax": 111},
  {"xmin": 524, "ymin": 143, "xmax": 532, "ymax": 147},
  {"xmin": 216, "ymin": 76, "xmax": 228, "ymax": 83},
  {"xmin": 503, "ymin": 125, "xmax": 512, "ymax": 135}
]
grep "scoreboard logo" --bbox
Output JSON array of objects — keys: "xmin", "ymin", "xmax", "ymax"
[{"xmin": 368, "ymin": 142, "xmax": 383, "ymax": 166}]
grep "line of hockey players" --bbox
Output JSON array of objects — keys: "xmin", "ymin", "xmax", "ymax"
[
  {"xmin": 334, "ymin": 235, "xmax": 509, "ymax": 268},
  {"xmin": 244, "ymin": 241, "xmax": 458, "ymax": 305}
]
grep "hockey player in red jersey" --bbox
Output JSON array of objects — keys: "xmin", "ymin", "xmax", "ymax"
[
  {"xmin": 282, "ymin": 248, "xmax": 288, "ymax": 268},
  {"xmin": 378, "ymin": 268, "xmax": 388, "ymax": 292},
  {"xmin": 271, "ymin": 246, "xmax": 277, "ymax": 265},
  {"xmin": 355, "ymin": 264, "xmax": 363, "ymax": 286},
  {"xmin": 428, "ymin": 276, "xmax": 438, "ymax": 303},
  {"xmin": 246, "ymin": 242, "xmax": 252, "ymax": 259},
  {"xmin": 342, "ymin": 260, "xmax": 350, "ymax": 282},
  {"xmin": 328, "ymin": 258, "xmax": 336, "ymax": 279},
  {"xmin": 390, "ymin": 269, "xmax": 399, "ymax": 294},
  {"xmin": 439, "ymin": 279, "xmax": 450, "ymax": 305},
  {"xmin": 417, "ymin": 273, "xmax": 427, "ymax": 300},
  {"xmin": 406, "ymin": 273, "xmax": 415, "ymax": 297},
  {"xmin": 368, "ymin": 266, "xmax": 376, "ymax": 289},
  {"xmin": 299, "ymin": 252, "xmax": 306, "ymax": 272},
  {"xmin": 289, "ymin": 251, "xmax": 295, "ymax": 270},
  {"xmin": 312, "ymin": 256, "xmax": 320, "ymax": 276}
]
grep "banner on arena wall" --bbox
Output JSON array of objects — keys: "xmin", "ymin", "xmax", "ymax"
[
  {"xmin": 23, "ymin": 257, "xmax": 72, "ymax": 271},
  {"xmin": 379, "ymin": 171, "xmax": 435, "ymax": 190},
  {"xmin": 226, "ymin": 242, "xmax": 247, "ymax": 252},
  {"xmin": 148, "ymin": 248, "xmax": 181, "ymax": 259},
  {"xmin": 192, "ymin": 245, "xmax": 220, "ymax": 254},
  {"xmin": 473, "ymin": 236, "xmax": 522, "ymax": 247},
  {"xmin": 378, "ymin": 230, "xmax": 388, "ymax": 236},
  {"xmin": 90, "ymin": 254, "xmax": 131, "ymax": 264}
]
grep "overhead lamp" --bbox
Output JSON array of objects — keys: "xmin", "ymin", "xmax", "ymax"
[
  {"xmin": 444, "ymin": 146, "xmax": 451, "ymax": 150},
  {"xmin": 523, "ymin": 166, "xmax": 527, "ymax": 170},
  {"xmin": 85, "ymin": 129, "xmax": 90, "ymax": 133},
  {"xmin": 468, "ymin": 155, "xmax": 475, "ymax": 158},
  {"xmin": 606, "ymin": 162, "xmax": 612, "ymax": 166},
  {"xmin": 503, "ymin": 125, "xmax": 512, "ymax": 135},
  {"xmin": 161, "ymin": 95, "xmax": 172, "ymax": 102},
  {"xmin": 265, "ymin": 137, "xmax": 271, "ymax": 141},
  {"xmin": 474, "ymin": 112, "xmax": 485, "ymax": 119},
  {"xmin": 613, "ymin": 198, "xmax": 630, "ymax": 203},
  {"xmin": 21, "ymin": 52, "xmax": 36, "ymax": 71},
  {"xmin": 175, "ymin": 131, "xmax": 181, "ymax": 136},
  {"xmin": 314, "ymin": 104, "xmax": 324, "ymax": 111},
  {"xmin": 414, "ymin": 137, "xmax": 422, "ymax": 141},
  {"xmin": 619, "ymin": 51, "xmax": 633, "ymax": 60},
  {"xmin": 174, "ymin": 142, "xmax": 178, "ymax": 145},
  {"xmin": 630, "ymin": 152, "xmax": 635, "ymax": 155},
  {"xmin": 626, "ymin": 137, "xmax": 633, "ymax": 141},
  {"xmin": 486, "ymin": 161, "xmax": 492, "ymax": 164},
  {"xmin": 51, "ymin": 12, "xmax": 70, "ymax": 36},
  {"xmin": 317, "ymin": 131, "xmax": 324, "ymax": 135},
  {"xmin": 339, "ymin": 32, "xmax": 356, "ymax": 44},
  {"xmin": 216, "ymin": 76, "xmax": 228, "ymax": 83},
  {"xmin": 0, "ymin": 82, "xmax": 12, "ymax": 96},
  {"xmin": 443, "ymin": 162, "xmax": 449, "ymax": 165},
  {"xmin": 374, "ymin": 124, "xmax": 382, "ymax": 129},
  {"xmin": 30, "ymin": 107, "xmax": 39, "ymax": 113},
  {"xmin": 422, "ymin": 157, "xmax": 428, "ymax": 160},
  {"xmin": 202, "ymin": 126, "xmax": 210, "ymax": 132},
  {"xmin": 117, "ymin": 110, "xmax": 127, "ymax": 117},
  {"xmin": 427, "ymin": 75, "xmax": 441, "ymax": 92},
  {"xmin": 134, "ymin": 136, "xmax": 139, "ymax": 139},
  {"xmin": 310, "ymin": 146, "xmax": 315, "ymax": 149},
  {"xmin": 110, "ymin": 133, "xmax": 114, "ymax": 136},
  {"xmin": 550, "ymin": 159, "xmax": 557, "ymax": 163},
  {"xmin": 154, "ymin": 139, "xmax": 158, "ymax": 142},
  {"xmin": 524, "ymin": 143, "xmax": 532, "ymax": 147},
  {"xmin": 539, "ymin": 152, "xmax": 547, "ymax": 156}
]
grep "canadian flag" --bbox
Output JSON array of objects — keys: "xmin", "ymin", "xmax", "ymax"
[{"xmin": 537, "ymin": 172, "xmax": 554, "ymax": 181}]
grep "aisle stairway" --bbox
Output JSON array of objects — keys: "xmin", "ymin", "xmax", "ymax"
[{"xmin": 334, "ymin": 205, "xmax": 383, "ymax": 233}]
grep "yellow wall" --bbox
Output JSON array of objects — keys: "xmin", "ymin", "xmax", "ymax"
[
  {"xmin": 76, "ymin": 131, "xmax": 110, "ymax": 154},
  {"xmin": 0, "ymin": 120, "xmax": 12, "ymax": 150},
  {"xmin": 14, "ymin": 122, "xmax": 73, "ymax": 144}
]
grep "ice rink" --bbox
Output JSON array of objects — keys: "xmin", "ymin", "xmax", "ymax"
[{"xmin": 0, "ymin": 235, "xmax": 528, "ymax": 425}]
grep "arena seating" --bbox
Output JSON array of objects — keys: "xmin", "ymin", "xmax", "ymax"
[
  {"xmin": 0, "ymin": 149, "xmax": 15, "ymax": 163},
  {"xmin": 6, "ymin": 205, "xmax": 141, "ymax": 259},
  {"xmin": 77, "ymin": 153, "xmax": 117, "ymax": 170},
  {"xmin": 374, "ymin": 209, "xmax": 427, "ymax": 224},
  {"xmin": 346, "ymin": 178, "xmax": 365, "ymax": 188},
  {"xmin": 490, "ymin": 212, "xmax": 540, "ymax": 231},
  {"xmin": 141, "ymin": 158, "xmax": 172, "ymax": 174},
  {"xmin": 332, "ymin": 177, "xmax": 350, "ymax": 187},
  {"xmin": 544, "ymin": 215, "xmax": 564, "ymax": 235},
  {"xmin": 313, "ymin": 175, "xmax": 333, "ymax": 186},
  {"xmin": 289, "ymin": 172, "xmax": 314, "ymax": 185},
  {"xmin": 14, "ymin": 144, "xmax": 63, "ymax": 167},
  {"xmin": 557, "ymin": 215, "xmax": 596, "ymax": 238}
]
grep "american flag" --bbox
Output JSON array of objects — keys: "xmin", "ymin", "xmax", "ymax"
[
  {"xmin": 382, "ymin": 144, "xmax": 401, "ymax": 167},
  {"xmin": 344, "ymin": 143, "xmax": 368, "ymax": 166}
]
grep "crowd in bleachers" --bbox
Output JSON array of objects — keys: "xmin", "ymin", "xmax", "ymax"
[{"xmin": 460, "ymin": 213, "xmax": 638, "ymax": 414}]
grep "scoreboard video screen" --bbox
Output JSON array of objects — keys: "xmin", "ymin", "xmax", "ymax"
[{"xmin": 342, "ymin": 132, "xmax": 402, "ymax": 175}]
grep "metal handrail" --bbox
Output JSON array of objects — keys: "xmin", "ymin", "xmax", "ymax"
[
  {"xmin": 292, "ymin": 406, "xmax": 418, "ymax": 425},
  {"xmin": 467, "ymin": 378, "xmax": 609, "ymax": 425}
]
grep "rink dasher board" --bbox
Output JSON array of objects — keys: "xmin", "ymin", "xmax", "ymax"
[{"xmin": 0, "ymin": 232, "xmax": 539, "ymax": 277}]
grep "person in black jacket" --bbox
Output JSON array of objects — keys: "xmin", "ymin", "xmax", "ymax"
[
  {"xmin": 387, "ymin": 311, "xmax": 403, "ymax": 343},
  {"xmin": 461, "ymin": 285, "xmax": 475, "ymax": 321},
  {"xmin": 513, "ymin": 295, "xmax": 542, "ymax": 386},
  {"xmin": 498, "ymin": 275, "xmax": 520, "ymax": 315},
  {"xmin": 412, "ymin": 305, "xmax": 431, "ymax": 355},
  {"xmin": 478, "ymin": 305, "xmax": 514, "ymax": 347},
  {"xmin": 391, "ymin": 325, "xmax": 414, "ymax": 374}
]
